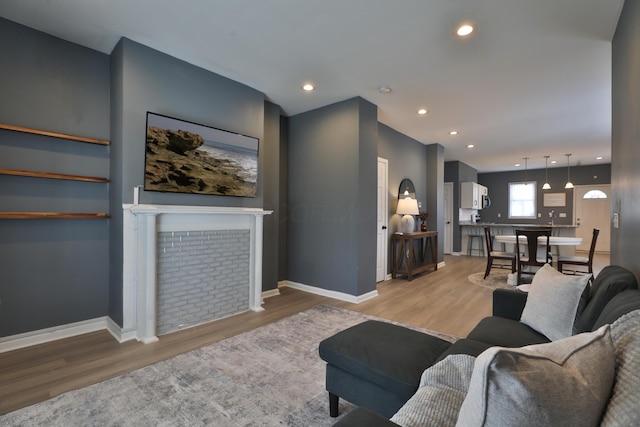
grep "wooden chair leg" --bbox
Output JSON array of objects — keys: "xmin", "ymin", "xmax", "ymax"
[
  {"xmin": 329, "ymin": 392, "xmax": 339, "ymax": 417},
  {"xmin": 484, "ymin": 259, "xmax": 492, "ymax": 279}
]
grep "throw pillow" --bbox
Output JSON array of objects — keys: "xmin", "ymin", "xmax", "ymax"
[
  {"xmin": 520, "ymin": 263, "xmax": 591, "ymax": 340},
  {"xmin": 391, "ymin": 354, "xmax": 476, "ymax": 427},
  {"xmin": 601, "ymin": 309, "xmax": 640, "ymax": 425},
  {"xmin": 455, "ymin": 325, "xmax": 615, "ymax": 427}
]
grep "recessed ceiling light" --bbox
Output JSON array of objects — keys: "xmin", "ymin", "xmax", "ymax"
[
  {"xmin": 449, "ymin": 130, "xmax": 458, "ymax": 135},
  {"xmin": 596, "ymin": 156, "xmax": 604, "ymax": 160},
  {"xmin": 551, "ymin": 160, "xmax": 557, "ymax": 164},
  {"xmin": 301, "ymin": 83, "xmax": 315, "ymax": 91},
  {"xmin": 466, "ymin": 144, "xmax": 474, "ymax": 149},
  {"xmin": 457, "ymin": 24, "xmax": 474, "ymax": 37},
  {"xmin": 515, "ymin": 163, "xmax": 521, "ymax": 167},
  {"xmin": 418, "ymin": 108, "xmax": 428, "ymax": 115},
  {"xmin": 378, "ymin": 85, "xmax": 392, "ymax": 94}
]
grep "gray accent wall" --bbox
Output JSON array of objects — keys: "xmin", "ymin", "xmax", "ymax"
[
  {"xmin": 0, "ymin": 18, "xmax": 110, "ymax": 336},
  {"xmin": 109, "ymin": 38, "xmax": 268, "ymax": 325},
  {"xmin": 478, "ymin": 164, "xmax": 611, "ymax": 225},
  {"xmin": 287, "ymin": 97, "xmax": 377, "ymax": 296},
  {"xmin": 612, "ymin": 0, "xmax": 640, "ymax": 278},
  {"xmin": 426, "ymin": 144, "xmax": 445, "ymax": 261},
  {"xmin": 444, "ymin": 161, "xmax": 478, "ymax": 252}
]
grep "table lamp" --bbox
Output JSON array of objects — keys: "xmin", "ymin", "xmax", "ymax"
[{"xmin": 396, "ymin": 198, "xmax": 419, "ymax": 233}]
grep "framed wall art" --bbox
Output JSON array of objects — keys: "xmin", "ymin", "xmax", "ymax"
[{"xmin": 144, "ymin": 112, "xmax": 259, "ymax": 197}]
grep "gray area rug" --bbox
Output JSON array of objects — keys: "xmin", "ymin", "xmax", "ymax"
[
  {"xmin": 467, "ymin": 270, "xmax": 516, "ymax": 290},
  {"xmin": 1, "ymin": 304, "xmax": 457, "ymax": 427}
]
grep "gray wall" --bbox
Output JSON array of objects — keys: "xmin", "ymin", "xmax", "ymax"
[
  {"xmin": 0, "ymin": 18, "xmax": 110, "ymax": 336},
  {"xmin": 479, "ymin": 164, "xmax": 611, "ymax": 225},
  {"xmin": 426, "ymin": 144, "xmax": 445, "ymax": 261},
  {"xmin": 378, "ymin": 123, "xmax": 427, "ymax": 271},
  {"xmin": 287, "ymin": 97, "xmax": 377, "ymax": 296},
  {"xmin": 444, "ymin": 161, "xmax": 478, "ymax": 252},
  {"xmin": 612, "ymin": 0, "xmax": 640, "ymax": 278},
  {"xmin": 109, "ymin": 38, "xmax": 269, "ymax": 325}
]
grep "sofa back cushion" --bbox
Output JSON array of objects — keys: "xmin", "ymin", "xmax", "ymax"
[
  {"xmin": 593, "ymin": 290, "xmax": 640, "ymax": 330},
  {"xmin": 576, "ymin": 265, "xmax": 638, "ymax": 333}
]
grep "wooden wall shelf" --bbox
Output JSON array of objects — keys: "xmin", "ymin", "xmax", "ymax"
[
  {"xmin": 0, "ymin": 123, "xmax": 110, "ymax": 146},
  {"xmin": 0, "ymin": 212, "xmax": 109, "ymax": 219},
  {"xmin": 0, "ymin": 168, "xmax": 109, "ymax": 183}
]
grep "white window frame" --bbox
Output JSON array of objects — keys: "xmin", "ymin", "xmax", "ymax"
[{"xmin": 508, "ymin": 181, "xmax": 537, "ymax": 219}]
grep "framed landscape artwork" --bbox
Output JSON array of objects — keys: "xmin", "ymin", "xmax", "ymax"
[{"xmin": 144, "ymin": 112, "xmax": 259, "ymax": 197}]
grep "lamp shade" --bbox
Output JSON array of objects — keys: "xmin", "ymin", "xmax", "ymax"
[
  {"xmin": 396, "ymin": 198, "xmax": 419, "ymax": 215},
  {"xmin": 397, "ymin": 198, "xmax": 419, "ymax": 233}
]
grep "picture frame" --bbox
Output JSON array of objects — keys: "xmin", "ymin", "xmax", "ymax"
[
  {"xmin": 543, "ymin": 192, "xmax": 566, "ymax": 207},
  {"xmin": 144, "ymin": 112, "xmax": 258, "ymax": 197}
]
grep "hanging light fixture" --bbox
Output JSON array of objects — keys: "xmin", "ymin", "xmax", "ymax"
[
  {"xmin": 542, "ymin": 156, "xmax": 551, "ymax": 190},
  {"xmin": 523, "ymin": 157, "xmax": 529, "ymax": 184},
  {"xmin": 564, "ymin": 154, "xmax": 574, "ymax": 189}
]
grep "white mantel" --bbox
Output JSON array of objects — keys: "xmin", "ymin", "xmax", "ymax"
[{"xmin": 121, "ymin": 204, "xmax": 272, "ymax": 344}]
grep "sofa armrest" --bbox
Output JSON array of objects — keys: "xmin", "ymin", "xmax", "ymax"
[
  {"xmin": 492, "ymin": 288, "xmax": 528, "ymax": 320},
  {"xmin": 333, "ymin": 407, "xmax": 400, "ymax": 427}
]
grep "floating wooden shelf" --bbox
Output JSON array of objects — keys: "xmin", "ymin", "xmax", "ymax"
[
  {"xmin": 0, "ymin": 168, "xmax": 109, "ymax": 183},
  {"xmin": 0, "ymin": 212, "xmax": 109, "ymax": 219},
  {"xmin": 0, "ymin": 123, "xmax": 110, "ymax": 146}
]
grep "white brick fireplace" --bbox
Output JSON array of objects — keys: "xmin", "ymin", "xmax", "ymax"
[{"xmin": 121, "ymin": 204, "xmax": 272, "ymax": 343}]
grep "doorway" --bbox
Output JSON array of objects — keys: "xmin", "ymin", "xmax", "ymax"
[
  {"xmin": 444, "ymin": 182, "xmax": 453, "ymax": 254},
  {"xmin": 376, "ymin": 158, "xmax": 389, "ymax": 282},
  {"xmin": 573, "ymin": 184, "xmax": 610, "ymax": 253}
]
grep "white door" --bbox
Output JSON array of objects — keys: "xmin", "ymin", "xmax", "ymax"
[
  {"xmin": 444, "ymin": 182, "xmax": 453, "ymax": 254},
  {"xmin": 376, "ymin": 158, "xmax": 389, "ymax": 282},
  {"xmin": 574, "ymin": 184, "xmax": 610, "ymax": 253}
]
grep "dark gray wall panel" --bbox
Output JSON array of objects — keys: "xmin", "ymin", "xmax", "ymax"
[
  {"xmin": 287, "ymin": 97, "xmax": 376, "ymax": 296},
  {"xmin": 612, "ymin": 1, "xmax": 640, "ymax": 278},
  {"xmin": 109, "ymin": 38, "xmax": 266, "ymax": 325},
  {"xmin": 0, "ymin": 18, "xmax": 110, "ymax": 336}
]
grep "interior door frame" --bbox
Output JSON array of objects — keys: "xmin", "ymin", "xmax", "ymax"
[
  {"xmin": 444, "ymin": 182, "xmax": 453, "ymax": 254},
  {"xmin": 376, "ymin": 157, "xmax": 389, "ymax": 282}
]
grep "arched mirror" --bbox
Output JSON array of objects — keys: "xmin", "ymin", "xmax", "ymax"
[{"xmin": 398, "ymin": 178, "xmax": 416, "ymax": 199}]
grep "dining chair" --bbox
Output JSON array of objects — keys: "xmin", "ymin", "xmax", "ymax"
[
  {"xmin": 557, "ymin": 228, "xmax": 599, "ymax": 275},
  {"xmin": 515, "ymin": 227, "xmax": 552, "ymax": 285},
  {"xmin": 483, "ymin": 226, "xmax": 516, "ymax": 279}
]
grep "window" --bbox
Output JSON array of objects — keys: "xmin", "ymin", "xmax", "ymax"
[
  {"xmin": 509, "ymin": 181, "xmax": 536, "ymax": 219},
  {"xmin": 583, "ymin": 190, "xmax": 607, "ymax": 199}
]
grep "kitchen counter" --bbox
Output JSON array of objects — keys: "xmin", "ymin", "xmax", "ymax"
[
  {"xmin": 460, "ymin": 222, "xmax": 576, "ymax": 228},
  {"xmin": 460, "ymin": 223, "xmax": 577, "ymax": 257}
]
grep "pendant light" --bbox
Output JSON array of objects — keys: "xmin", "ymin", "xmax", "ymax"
[
  {"xmin": 542, "ymin": 156, "xmax": 551, "ymax": 190},
  {"xmin": 564, "ymin": 154, "xmax": 574, "ymax": 189}
]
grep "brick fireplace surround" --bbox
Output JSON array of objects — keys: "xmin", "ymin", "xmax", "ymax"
[{"xmin": 122, "ymin": 205, "xmax": 272, "ymax": 344}]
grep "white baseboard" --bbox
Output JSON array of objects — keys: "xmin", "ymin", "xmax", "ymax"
[
  {"xmin": 261, "ymin": 288, "xmax": 280, "ymax": 300},
  {"xmin": 0, "ymin": 280, "xmax": 389, "ymax": 353},
  {"xmin": 0, "ymin": 317, "xmax": 111, "ymax": 353},
  {"xmin": 278, "ymin": 280, "xmax": 379, "ymax": 304}
]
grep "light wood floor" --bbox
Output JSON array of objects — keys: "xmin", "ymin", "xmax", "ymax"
[{"xmin": 0, "ymin": 253, "xmax": 609, "ymax": 415}]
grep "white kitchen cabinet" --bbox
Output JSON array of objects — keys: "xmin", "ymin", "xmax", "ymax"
[{"xmin": 461, "ymin": 182, "xmax": 487, "ymax": 209}]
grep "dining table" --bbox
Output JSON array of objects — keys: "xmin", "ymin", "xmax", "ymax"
[{"xmin": 494, "ymin": 235, "xmax": 584, "ymax": 290}]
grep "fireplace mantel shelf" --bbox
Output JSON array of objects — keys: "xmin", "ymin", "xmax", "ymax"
[{"xmin": 123, "ymin": 204, "xmax": 272, "ymax": 216}]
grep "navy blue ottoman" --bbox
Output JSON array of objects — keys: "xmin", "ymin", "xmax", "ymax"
[{"xmin": 318, "ymin": 320, "xmax": 452, "ymax": 418}]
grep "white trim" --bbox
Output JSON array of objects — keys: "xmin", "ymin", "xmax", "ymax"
[
  {"xmin": 262, "ymin": 288, "xmax": 280, "ymax": 301},
  {"xmin": 278, "ymin": 280, "xmax": 379, "ymax": 304},
  {"xmin": 0, "ymin": 317, "xmax": 110, "ymax": 353},
  {"xmin": 438, "ymin": 261, "xmax": 446, "ymax": 269},
  {"xmin": 122, "ymin": 204, "xmax": 272, "ymax": 343}
]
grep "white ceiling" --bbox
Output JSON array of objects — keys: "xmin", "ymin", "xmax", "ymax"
[{"xmin": 0, "ymin": 0, "xmax": 624, "ymax": 172}]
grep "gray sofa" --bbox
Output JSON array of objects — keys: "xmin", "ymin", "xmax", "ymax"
[{"xmin": 322, "ymin": 265, "xmax": 640, "ymax": 426}]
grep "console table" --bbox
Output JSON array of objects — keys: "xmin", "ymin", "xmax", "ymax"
[{"xmin": 391, "ymin": 231, "xmax": 438, "ymax": 281}]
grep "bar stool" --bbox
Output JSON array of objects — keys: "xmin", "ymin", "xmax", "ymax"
[{"xmin": 467, "ymin": 228, "xmax": 484, "ymax": 256}]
